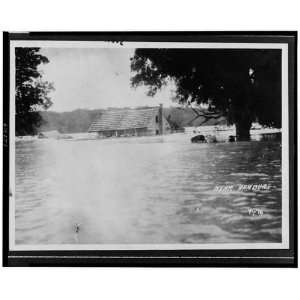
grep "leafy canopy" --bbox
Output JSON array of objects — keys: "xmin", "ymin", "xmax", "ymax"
[
  {"xmin": 15, "ymin": 47, "xmax": 53, "ymax": 135},
  {"xmin": 131, "ymin": 49, "xmax": 281, "ymax": 129}
]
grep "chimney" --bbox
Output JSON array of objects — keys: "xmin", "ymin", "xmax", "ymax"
[{"xmin": 158, "ymin": 104, "xmax": 163, "ymax": 135}]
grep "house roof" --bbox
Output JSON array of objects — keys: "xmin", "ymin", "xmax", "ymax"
[{"xmin": 88, "ymin": 107, "xmax": 158, "ymax": 132}]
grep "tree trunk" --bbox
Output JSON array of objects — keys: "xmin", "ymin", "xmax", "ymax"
[{"xmin": 235, "ymin": 118, "xmax": 252, "ymax": 141}]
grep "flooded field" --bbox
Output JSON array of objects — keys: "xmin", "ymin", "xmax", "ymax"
[{"xmin": 14, "ymin": 134, "xmax": 282, "ymax": 245}]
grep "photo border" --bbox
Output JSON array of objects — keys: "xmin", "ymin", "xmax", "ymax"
[{"xmin": 2, "ymin": 31, "xmax": 297, "ymax": 267}]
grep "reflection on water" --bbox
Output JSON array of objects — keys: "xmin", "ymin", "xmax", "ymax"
[{"xmin": 15, "ymin": 134, "xmax": 282, "ymax": 245}]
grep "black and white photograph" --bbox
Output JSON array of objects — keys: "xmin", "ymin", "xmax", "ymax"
[{"xmin": 2, "ymin": 33, "xmax": 296, "ymax": 267}]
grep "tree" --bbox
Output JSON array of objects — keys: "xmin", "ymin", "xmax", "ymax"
[
  {"xmin": 15, "ymin": 48, "xmax": 53, "ymax": 135},
  {"xmin": 130, "ymin": 49, "xmax": 281, "ymax": 140}
]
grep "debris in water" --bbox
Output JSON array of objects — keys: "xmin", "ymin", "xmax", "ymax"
[
  {"xmin": 74, "ymin": 223, "xmax": 81, "ymax": 233},
  {"xmin": 73, "ymin": 223, "xmax": 81, "ymax": 243}
]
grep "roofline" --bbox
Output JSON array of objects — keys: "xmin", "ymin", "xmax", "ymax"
[
  {"xmin": 88, "ymin": 126, "xmax": 148, "ymax": 132},
  {"xmin": 105, "ymin": 107, "xmax": 159, "ymax": 111}
]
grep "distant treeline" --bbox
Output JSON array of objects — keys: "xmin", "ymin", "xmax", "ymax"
[
  {"xmin": 40, "ymin": 109, "xmax": 103, "ymax": 133},
  {"xmin": 39, "ymin": 107, "xmax": 227, "ymax": 134}
]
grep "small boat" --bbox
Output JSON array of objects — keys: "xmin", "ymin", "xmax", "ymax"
[{"xmin": 191, "ymin": 135, "xmax": 207, "ymax": 143}]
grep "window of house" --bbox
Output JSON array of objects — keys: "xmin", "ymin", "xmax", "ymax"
[{"xmin": 155, "ymin": 115, "xmax": 159, "ymax": 123}]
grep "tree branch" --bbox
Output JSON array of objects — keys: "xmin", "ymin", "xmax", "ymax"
[{"xmin": 187, "ymin": 107, "xmax": 223, "ymax": 126}]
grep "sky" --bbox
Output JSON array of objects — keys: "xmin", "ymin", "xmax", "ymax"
[{"xmin": 39, "ymin": 48, "xmax": 176, "ymax": 112}]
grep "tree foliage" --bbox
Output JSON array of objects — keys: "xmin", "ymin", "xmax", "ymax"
[
  {"xmin": 15, "ymin": 47, "xmax": 53, "ymax": 135},
  {"xmin": 131, "ymin": 49, "xmax": 281, "ymax": 140}
]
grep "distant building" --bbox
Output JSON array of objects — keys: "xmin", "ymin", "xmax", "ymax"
[
  {"xmin": 88, "ymin": 105, "xmax": 171, "ymax": 137},
  {"xmin": 38, "ymin": 130, "xmax": 61, "ymax": 139}
]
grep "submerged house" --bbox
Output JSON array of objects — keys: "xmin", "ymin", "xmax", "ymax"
[
  {"xmin": 88, "ymin": 105, "xmax": 171, "ymax": 137},
  {"xmin": 38, "ymin": 130, "xmax": 61, "ymax": 139}
]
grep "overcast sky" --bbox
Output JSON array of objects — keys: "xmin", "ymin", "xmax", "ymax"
[{"xmin": 39, "ymin": 48, "xmax": 176, "ymax": 112}]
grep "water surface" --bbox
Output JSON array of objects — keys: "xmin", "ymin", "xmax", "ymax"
[{"xmin": 15, "ymin": 134, "xmax": 282, "ymax": 245}]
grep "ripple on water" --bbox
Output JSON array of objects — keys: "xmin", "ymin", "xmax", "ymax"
[{"xmin": 14, "ymin": 138, "xmax": 282, "ymax": 245}]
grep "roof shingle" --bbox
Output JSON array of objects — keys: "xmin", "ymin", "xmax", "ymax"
[{"xmin": 88, "ymin": 108, "xmax": 158, "ymax": 132}]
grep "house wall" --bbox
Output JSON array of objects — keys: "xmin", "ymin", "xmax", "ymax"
[{"xmin": 97, "ymin": 127, "xmax": 153, "ymax": 138}]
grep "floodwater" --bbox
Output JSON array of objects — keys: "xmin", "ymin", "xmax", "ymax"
[{"xmin": 14, "ymin": 134, "xmax": 282, "ymax": 245}]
